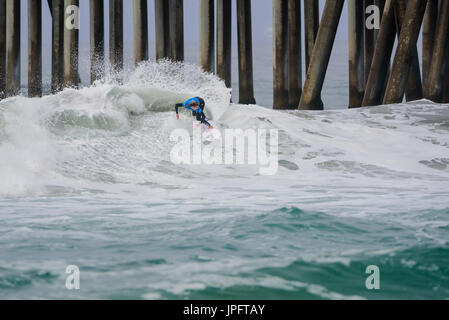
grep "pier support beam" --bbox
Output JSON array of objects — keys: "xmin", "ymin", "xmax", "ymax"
[
  {"xmin": 273, "ymin": 0, "xmax": 289, "ymax": 109},
  {"xmin": 133, "ymin": 0, "xmax": 148, "ymax": 65},
  {"xmin": 168, "ymin": 0, "xmax": 184, "ymax": 61},
  {"xmin": 237, "ymin": 0, "xmax": 256, "ymax": 104},
  {"xmin": 390, "ymin": 0, "xmax": 424, "ymax": 103},
  {"xmin": 383, "ymin": 0, "xmax": 427, "ymax": 105},
  {"xmin": 299, "ymin": 0, "xmax": 344, "ymax": 110},
  {"xmin": 51, "ymin": 0, "xmax": 64, "ymax": 93},
  {"xmin": 200, "ymin": 0, "xmax": 214, "ymax": 72},
  {"xmin": 443, "ymin": 63, "xmax": 449, "ymax": 103},
  {"xmin": 424, "ymin": 0, "xmax": 449, "ymax": 103},
  {"xmin": 216, "ymin": 0, "xmax": 231, "ymax": 87},
  {"xmin": 109, "ymin": 0, "xmax": 123, "ymax": 75},
  {"xmin": 0, "ymin": 0, "xmax": 6, "ymax": 99},
  {"xmin": 304, "ymin": 0, "xmax": 319, "ymax": 72},
  {"xmin": 6, "ymin": 0, "xmax": 21, "ymax": 97},
  {"xmin": 364, "ymin": 1, "xmax": 385, "ymax": 85},
  {"xmin": 363, "ymin": 0, "xmax": 396, "ymax": 107},
  {"xmin": 64, "ymin": 0, "xmax": 79, "ymax": 88},
  {"xmin": 288, "ymin": 0, "xmax": 302, "ymax": 109},
  {"xmin": 90, "ymin": 0, "xmax": 104, "ymax": 83},
  {"xmin": 364, "ymin": 0, "xmax": 375, "ymax": 85},
  {"xmin": 348, "ymin": 0, "xmax": 365, "ymax": 108},
  {"xmin": 28, "ymin": 0, "xmax": 42, "ymax": 97},
  {"xmin": 155, "ymin": 0, "xmax": 169, "ymax": 60},
  {"xmin": 422, "ymin": 0, "xmax": 438, "ymax": 91}
]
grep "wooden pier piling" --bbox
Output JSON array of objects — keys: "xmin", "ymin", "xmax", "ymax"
[
  {"xmin": 6, "ymin": 0, "xmax": 21, "ymax": 97},
  {"xmin": 90, "ymin": 0, "xmax": 104, "ymax": 83},
  {"xmin": 392, "ymin": 0, "xmax": 423, "ymax": 103},
  {"xmin": 422, "ymin": 0, "xmax": 438, "ymax": 91},
  {"xmin": 348, "ymin": 0, "xmax": 365, "ymax": 108},
  {"xmin": 237, "ymin": 0, "xmax": 256, "ymax": 104},
  {"xmin": 383, "ymin": 0, "xmax": 427, "ymax": 105},
  {"xmin": 168, "ymin": 0, "xmax": 184, "ymax": 62},
  {"xmin": 299, "ymin": 0, "xmax": 345, "ymax": 110},
  {"xmin": 443, "ymin": 64, "xmax": 449, "ymax": 103},
  {"xmin": 216, "ymin": 0, "xmax": 231, "ymax": 88},
  {"xmin": 288, "ymin": 0, "xmax": 302, "ymax": 109},
  {"xmin": 304, "ymin": 0, "xmax": 319, "ymax": 72},
  {"xmin": 200, "ymin": 0, "xmax": 214, "ymax": 72},
  {"xmin": 64, "ymin": 0, "xmax": 79, "ymax": 88},
  {"xmin": 0, "ymin": 0, "xmax": 6, "ymax": 99},
  {"xmin": 28, "ymin": 0, "xmax": 42, "ymax": 97},
  {"xmin": 1, "ymin": 0, "xmax": 447, "ymax": 111},
  {"xmin": 155, "ymin": 0, "xmax": 169, "ymax": 60},
  {"xmin": 363, "ymin": 0, "xmax": 396, "ymax": 107},
  {"xmin": 109, "ymin": 0, "xmax": 123, "ymax": 75},
  {"xmin": 51, "ymin": 0, "xmax": 64, "ymax": 93},
  {"xmin": 273, "ymin": 0, "xmax": 289, "ymax": 109},
  {"xmin": 424, "ymin": 0, "xmax": 449, "ymax": 103},
  {"xmin": 364, "ymin": 0, "xmax": 375, "ymax": 85},
  {"xmin": 133, "ymin": 0, "xmax": 149, "ymax": 65}
]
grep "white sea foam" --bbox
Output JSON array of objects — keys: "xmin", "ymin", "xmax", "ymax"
[{"xmin": 0, "ymin": 61, "xmax": 448, "ymax": 222}]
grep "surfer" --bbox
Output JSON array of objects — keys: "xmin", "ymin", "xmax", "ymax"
[{"xmin": 175, "ymin": 97, "xmax": 213, "ymax": 129}]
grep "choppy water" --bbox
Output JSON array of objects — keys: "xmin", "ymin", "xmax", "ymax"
[{"xmin": 1, "ymin": 61, "xmax": 449, "ymax": 300}]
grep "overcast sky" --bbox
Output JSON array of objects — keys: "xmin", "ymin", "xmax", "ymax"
[{"xmin": 18, "ymin": 0, "xmax": 349, "ymax": 45}]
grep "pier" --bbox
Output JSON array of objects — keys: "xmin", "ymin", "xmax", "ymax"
[{"xmin": 0, "ymin": 0, "xmax": 448, "ymax": 109}]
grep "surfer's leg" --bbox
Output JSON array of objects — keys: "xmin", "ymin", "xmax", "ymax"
[{"xmin": 197, "ymin": 113, "xmax": 212, "ymax": 127}]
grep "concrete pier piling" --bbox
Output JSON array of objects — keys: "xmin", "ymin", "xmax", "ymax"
[
  {"xmin": 0, "ymin": 0, "xmax": 7, "ymax": 100},
  {"xmin": 200, "ymin": 0, "xmax": 214, "ymax": 72},
  {"xmin": 422, "ymin": 0, "xmax": 438, "ymax": 90},
  {"xmin": 383, "ymin": 0, "xmax": 427, "ymax": 105},
  {"xmin": 216, "ymin": 0, "xmax": 231, "ymax": 88},
  {"xmin": 64, "ymin": 0, "xmax": 79, "ymax": 88},
  {"xmin": 169, "ymin": 0, "xmax": 184, "ymax": 62},
  {"xmin": 51, "ymin": 0, "xmax": 64, "ymax": 93},
  {"xmin": 28, "ymin": 0, "xmax": 42, "ymax": 97},
  {"xmin": 424, "ymin": 0, "xmax": 449, "ymax": 103},
  {"xmin": 273, "ymin": 0, "xmax": 289, "ymax": 109},
  {"xmin": 304, "ymin": 0, "xmax": 319, "ymax": 72},
  {"xmin": 237, "ymin": 0, "xmax": 256, "ymax": 104},
  {"xmin": 288, "ymin": 0, "xmax": 302, "ymax": 109},
  {"xmin": 299, "ymin": 0, "xmax": 345, "ymax": 110},
  {"xmin": 363, "ymin": 0, "xmax": 396, "ymax": 107},
  {"xmin": 6, "ymin": 0, "xmax": 21, "ymax": 97},
  {"xmin": 109, "ymin": 0, "xmax": 123, "ymax": 76},
  {"xmin": 133, "ymin": 0, "xmax": 149, "ymax": 65},
  {"xmin": 90, "ymin": 0, "xmax": 104, "ymax": 83},
  {"xmin": 348, "ymin": 0, "xmax": 365, "ymax": 108},
  {"xmin": 155, "ymin": 0, "xmax": 169, "ymax": 60}
]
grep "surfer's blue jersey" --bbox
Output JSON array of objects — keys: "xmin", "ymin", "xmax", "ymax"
[
  {"xmin": 175, "ymin": 97, "xmax": 212, "ymax": 127},
  {"xmin": 183, "ymin": 97, "xmax": 205, "ymax": 114}
]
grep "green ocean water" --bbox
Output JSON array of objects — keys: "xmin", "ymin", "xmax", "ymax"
[{"xmin": 1, "ymin": 200, "xmax": 448, "ymax": 299}]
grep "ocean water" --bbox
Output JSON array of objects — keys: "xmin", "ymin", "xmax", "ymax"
[{"xmin": 1, "ymin": 54, "xmax": 449, "ymax": 300}]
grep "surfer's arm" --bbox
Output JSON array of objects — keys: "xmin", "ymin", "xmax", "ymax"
[
  {"xmin": 198, "ymin": 98, "xmax": 205, "ymax": 110},
  {"xmin": 175, "ymin": 103, "xmax": 183, "ymax": 119}
]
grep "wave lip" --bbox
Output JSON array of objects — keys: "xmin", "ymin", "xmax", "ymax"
[{"xmin": 0, "ymin": 61, "xmax": 231, "ymax": 197}]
